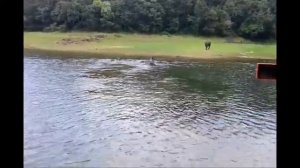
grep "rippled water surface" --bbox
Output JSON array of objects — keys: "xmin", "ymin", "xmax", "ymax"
[{"xmin": 24, "ymin": 56, "xmax": 276, "ymax": 167}]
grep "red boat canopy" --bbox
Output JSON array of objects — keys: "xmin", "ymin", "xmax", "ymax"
[{"xmin": 256, "ymin": 63, "xmax": 276, "ymax": 80}]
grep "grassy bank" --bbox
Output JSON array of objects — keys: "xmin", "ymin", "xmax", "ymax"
[{"xmin": 24, "ymin": 32, "xmax": 276, "ymax": 60}]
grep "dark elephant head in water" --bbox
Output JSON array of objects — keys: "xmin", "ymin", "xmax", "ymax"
[{"xmin": 205, "ymin": 41, "xmax": 211, "ymax": 50}]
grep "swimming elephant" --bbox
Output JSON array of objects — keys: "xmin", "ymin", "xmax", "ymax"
[
  {"xmin": 149, "ymin": 57, "xmax": 156, "ymax": 66},
  {"xmin": 205, "ymin": 41, "xmax": 211, "ymax": 50},
  {"xmin": 149, "ymin": 62, "xmax": 156, "ymax": 66}
]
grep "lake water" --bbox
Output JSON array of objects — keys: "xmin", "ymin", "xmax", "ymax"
[{"xmin": 24, "ymin": 56, "xmax": 276, "ymax": 167}]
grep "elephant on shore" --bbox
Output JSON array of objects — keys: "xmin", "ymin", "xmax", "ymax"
[{"xmin": 205, "ymin": 41, "xmax": 211, "ymax": 50}]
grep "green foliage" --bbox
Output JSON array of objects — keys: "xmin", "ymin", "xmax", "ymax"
[
  {"xmin": 24, "ymin": 0, "xmax": 276, "ymax": 40},
  {"xmin": 43, "ymin": 23, "xmax": 67, "ymax": 32}
]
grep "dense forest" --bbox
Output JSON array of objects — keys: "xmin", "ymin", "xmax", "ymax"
[{"xmin": 24, "ymin": 0, "xmax": 276, "ymax": 40}]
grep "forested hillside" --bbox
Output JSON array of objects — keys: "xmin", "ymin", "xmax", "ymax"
[{"xmin": 24, "ymin": 0, "xmax": 276, "ymax": 40}]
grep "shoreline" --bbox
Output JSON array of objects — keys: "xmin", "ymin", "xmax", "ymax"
[
  {"xmin": 24, "ymin": 32, "xmax": 276, "ymax": 63},
  {"xmin": 24, "ymin": 48, "xmax": 275, "ymax": 63}
]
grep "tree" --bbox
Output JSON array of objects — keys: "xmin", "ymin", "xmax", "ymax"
[
  {"xmin": 193, "ymin": 0, "xmax": 208, "ymax": 35},
  {"xmin": 23, "ymin": 0, "xmax": 276, "ymax": 40},
  {"xmin": 113, "ymin": 0, "xmax": 164, "ymax": 33}
]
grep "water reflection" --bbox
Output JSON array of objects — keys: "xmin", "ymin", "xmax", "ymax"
[{"xmin": 24, "ymin": 57, "xmax": 276, "ymax": 167}]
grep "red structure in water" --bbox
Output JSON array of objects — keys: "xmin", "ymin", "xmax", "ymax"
[{"xmin": 256, "ymin": 63, "xmax": 276, "ymax": 80}]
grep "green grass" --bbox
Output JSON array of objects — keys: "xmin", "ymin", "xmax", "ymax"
[{"xmin": 24, "ymin": 32, "xmax": 276, "ymax": 60}]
